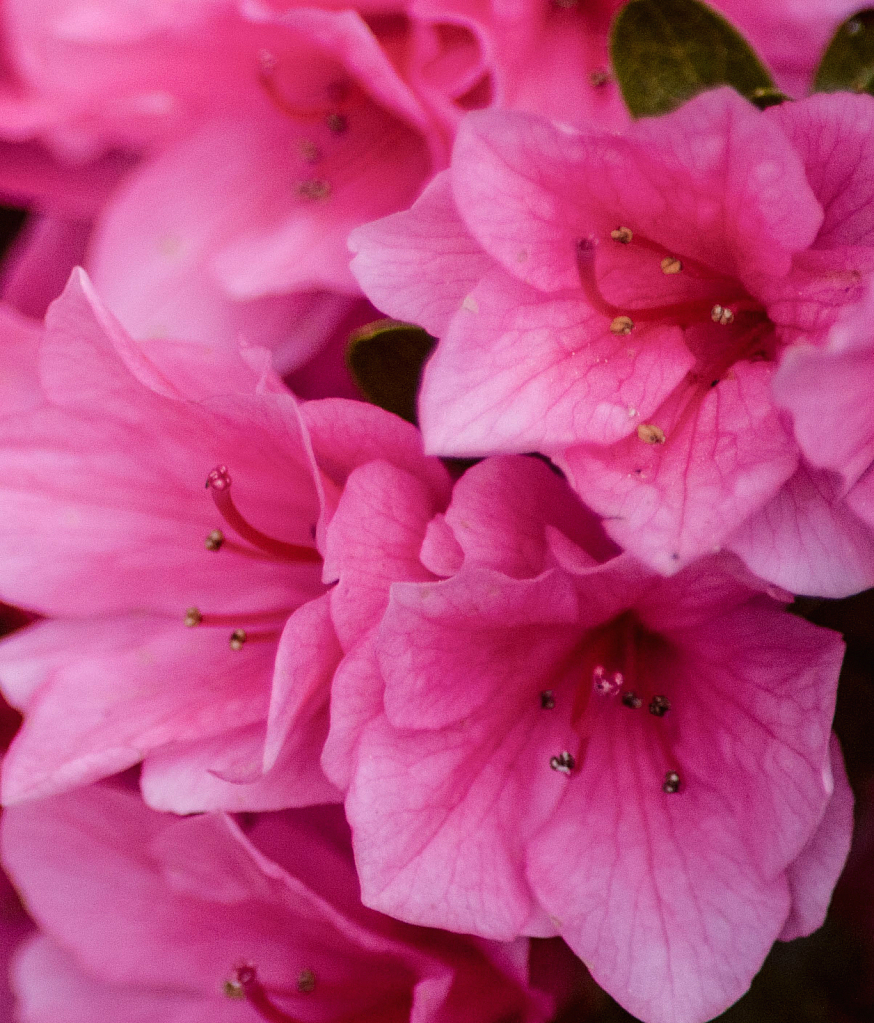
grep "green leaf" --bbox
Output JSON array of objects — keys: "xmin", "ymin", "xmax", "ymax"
[
  {"xmin": 610, "ymin": 0, "xmax": 783, "ymax": 118},
  {"xmin": 346, "ymin": 319, "xmax": 437, "ymax": 426},
  {"xmin": 814, "ymin": 10, "xmax": 874, "ymax": 95}
]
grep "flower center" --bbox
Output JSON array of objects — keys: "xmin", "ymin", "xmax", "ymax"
[
  {"xmin": 576, "ymin": 228, "xmax": 774, "ymax": 388},
  {"xmin": 546, "ymin": 614, "xmax": 684, "ymax": 795}
]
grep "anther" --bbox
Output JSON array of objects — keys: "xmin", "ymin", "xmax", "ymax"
[
  {"xmin": 224, "ymin": 978, "xmax": 245, "ymax": 999},
  {"xmin": 326, "ymin": 112, "xmax": 348, "ymax": 134},
  {"xmin": 550, "ymin": 751, "xmax": 576, "ymax": 775},
  {"xmin": 297, "ymin": 969, "xmax": 316, "ymax": 993},
  {"xmin": 621, "ymin": 691, "xmax": 642, "ymax": 709},
  {"xmin": 662, "ymin": 771, "xmax": 681, "ymax": 794},
  {"xmin": 710, "ymin": 304, "xmax": 734, "ymax": 325},
  {"xmin": 610, "ymin": 227, "xmax": 633, "ymax": 244},
  {"xmin": 184, "ymin": 607, "xmax": 203, "ymax": 628},
  {"xmin": 637, "ymin": 423, "xmax": 665, "ymax": 445},
  {"xmin": 589, "ymin": 68, "xmax": 610, "ymax": 87},
  {"xmin": 297, "ymin": 179, "xmax": 331, "ymax": 200},
  {"xmin": 660, "ymin": 256, "xmax": 682, "ymax": 275},
  {"xmin": 229, "ymin": 629, "xmax": 247, "ymax": 651},
  {"xmin": 649, "ymin": 695, "xmax": 670, "ymax": 717},
  {"xmin": 205, "ymin": 529, "xmax": 225, "ymax": 551},
  {"xmin": 610, "ymin": 315, "xmax": 634, "ymax": 335},
  {"xmin": 592, "ymin": 665, "xmax": 623, "ymax": 696},
  {"xmin": 298, "ymin": 140, "xmax": 321, "ymax": 164},
  {"xmin": 540, "ymin": 690, "xmax": 556, "ymax": 709}
]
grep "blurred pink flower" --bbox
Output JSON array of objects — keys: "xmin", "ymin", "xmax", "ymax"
[
  {"xmin": 351, "ymin": 88, "xmax": 874, "ymax": 595},
  {"xmin": 0, "ymin": 269, "xmax": 449, "ymax": 812},
  {"xmin": 1, "ymin": 783, "xmax": 555, "ymax": 1023},
  {"xmin": 324, "ymin": 453, "xmax": 852, "ymax": 1023}
]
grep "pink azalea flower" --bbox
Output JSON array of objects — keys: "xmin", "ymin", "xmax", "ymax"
[
  {"xmin": 350, "ymin": 88, "xmax": 874, "ymax": 595},
  {"xmin": 324, "ymin": 453, "xmax": 852, "ymax": 1023},
  {"xmin": 0, "ymin": 783, "xmax": 555, "ymax": 1023},
  {"xmin": 0, "ymin": 268, "xmax": 450, "ymax": 812}
]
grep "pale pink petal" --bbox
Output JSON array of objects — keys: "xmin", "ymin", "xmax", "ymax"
[
  {"xmin": 349, "ymin": 172, "xmax": 493, "ymax": 338},
  {"xmin": 779, "ymin": 734, "xmax": 854, "ymax": 941},
  {"xmin": 728, "ymin": 464, "xmax": 874, "ymax": 598},
  {"xmin": 560, "ymin": 361, "xmax": 799, "ymax": 574},
  {"xmin": 419, "ymin": 267, "xmax": 693, "ymax": 455},
  {"xmin": 0, "ymin": 615, "xmax": 272, "ymax": 805}
]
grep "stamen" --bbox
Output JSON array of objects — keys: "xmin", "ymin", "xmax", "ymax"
[
  {"xmin": 660, "ymin": 256, "xmax": 683, "ymax": 275},
  {"xmin": 296, "ymin": 179, "xmax": 332, "ymax": 201},
  {"xmin": 662, "ymin": 770, "xmax": 682, "ymax": 794},
  {"xmin": 710, "ymin": 304, "xmax": 735, "ymax": 325},
  {"xmin": 298, "ymin": 140, "xmax": 321, "ymax": 164},
  {"xmin": 184, "ymin": 607, "xmax": 203, "ymax": 628},
  {"xmin": 540, "ymin": 689, "xmax": 556, "ymax": 709},
  {"xmin": 229, "ymin": 629, "xmax": 247, "ymax": 651},
  {"xmin": 550, "ymin": 751, "xmax": 575, "ymax": 775},
  {"xmin": 297, "ymin": 969, "xmax": 316, "ymax": 993},
  {"xmin": 205, "ymin": 529, "xmax": 225, "ymax": 551},
  {"xmin": 592, "ymin": 665, "xmax": 623, "ymax": 696},
  {"xmin": 610, "ymin": 226, "xmax": 633, "ymax": 244},
  {"xmin": 610, "ymin": 315, "xmax": 634, "ymax": 335},
  {"xmin": 325, "ymin": 112, "xmax": 347, "ymax": 134},
  {"xmin": 205, "ymin": 466, "xmax": 321, "ymax": 564},
  {"xmin": 649, "ymin": 695, "xmax": 671, "ymax": 717},
  {"xmin": 636, "ymin": 424, "xmax": 665, "ymax": 445},
  {"xmin": 621, "ymin": 691, "xmax": 642, "ymax": 709},
  {"xmin": 225, "ymin": 965, "xmax": 304, "ymax": 1023},
  {"xmin": 589, "ymin": 68, "xmax": 610, "ymax": 87}
]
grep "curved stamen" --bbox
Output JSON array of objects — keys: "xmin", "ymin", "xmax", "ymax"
[
  {"xmin": 229, "ymin": 965, "xmax": 304, "ymax": 1023},
  {"xmin": 206, "ymin": 467, "xmax": 321, "ymax": 564}
]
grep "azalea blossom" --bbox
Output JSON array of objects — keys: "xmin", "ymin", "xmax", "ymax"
[
  {"xmin": 350, "ymin": 88, "xmax": 874, "ymax": 595},
  {"xmin": 0, "ymin": 269, "xmax": 450, "ymax": 812},
  {"xmin": 1, "ymin": 783, "xmax": 555, "ymax": 1023},
  {"xmin": 323, "ymin": 453, "xmax": 852, "ymax": 1023}
]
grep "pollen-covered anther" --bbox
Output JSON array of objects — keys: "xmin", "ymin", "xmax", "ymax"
[
  {"xmin": 621, "ymin": 691, "xmax": 642, "ymax": 709},
  {"xmin": 637, "ymin": 423, "xmax": 665, "ymax": 445},
  {"xmin": 610, "ymin": 226, "xmax": 633, "ymax": 244},
  {"xmin": 660, "ymin": 256, "xmax": 683, "ymax": 274},
  {"xmin": 297, "ymin": 179, "xmax": 331, "ymax": 200},
  {"xmin": 592, "ymin": 665, "xmax": 623, "ymax": 696},
  {"xmin": 224, "ymin": 978, "xmax": 245, "ymax": 999},
  {"xmin": 184, "ymin": 607, "xmax": 203, "ymax": 628},
  {"xmin": 229, "ymin": 629, "xmax": 247, "ymax": 651},
  {"xmin": 649, "ymin": 694, "xmax": 670, "ymax": 717},
  {"xmin": 205, "ymin": 529, "xmax": 225, "ymax": 551},
  {"xmin": 297, "ymin": 969, "xmax": 316, "ymax": 993},
  {"xmin": 711, "ymin": 304, "xmax": 735, "ymax": 325},
  {"xmin": 662, "ymin": 771, "xmax": 682, "ymax": 794},
  {"xmin": 540, "ymin": 689, "xmax": 556, "ymax": 709},
  {"xmin": 550, "ymin": 751, "xmax": 575, "ymax": 775},
  {"xmin": 610, "ymin": 315, "xmax": 634, "ymax": 335}
]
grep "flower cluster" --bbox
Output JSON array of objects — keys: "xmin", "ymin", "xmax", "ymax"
[{"xmin": 0, "ymin": 2, "xmax": 871, "ymax": 1023}]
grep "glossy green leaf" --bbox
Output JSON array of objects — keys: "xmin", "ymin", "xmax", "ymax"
[
  {"xmin": 610, "ymin": 0, "xmax": 783, "ymax": 118},
  {"xmin": 814, "ymin": 10, "xmax": 874, "ymax": 94},
  {"xmin": 346, "ymin": 319, "xmax": 437, "ymax": 426}
]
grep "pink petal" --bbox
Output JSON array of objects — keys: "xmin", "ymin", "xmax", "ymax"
[
  {"xmin": 560, "ymin": 361, "xmax": 799, "ymax": 574},
  {"xmin": 728, "ymin": 464, "xmax": 874, "ymax": 597},
  {"xmin": 419, "ymin": 266, "xmax": 693, "ymax": 455}
]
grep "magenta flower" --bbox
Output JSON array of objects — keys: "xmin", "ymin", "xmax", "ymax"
[
  {"xmin": 324, "ymin": 454, "xmax": 851, "ymax": 1023},
  {"xmin": 350, "ymin": 88, "xmax": 874, "ymax": 595},
  {"xmin": 1, "ymin": 783, "xmax": 554, "ymax": 1023},
  {"xmin": 0, "ymin": 269, "xmax": 449, "ymax": 812}
]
